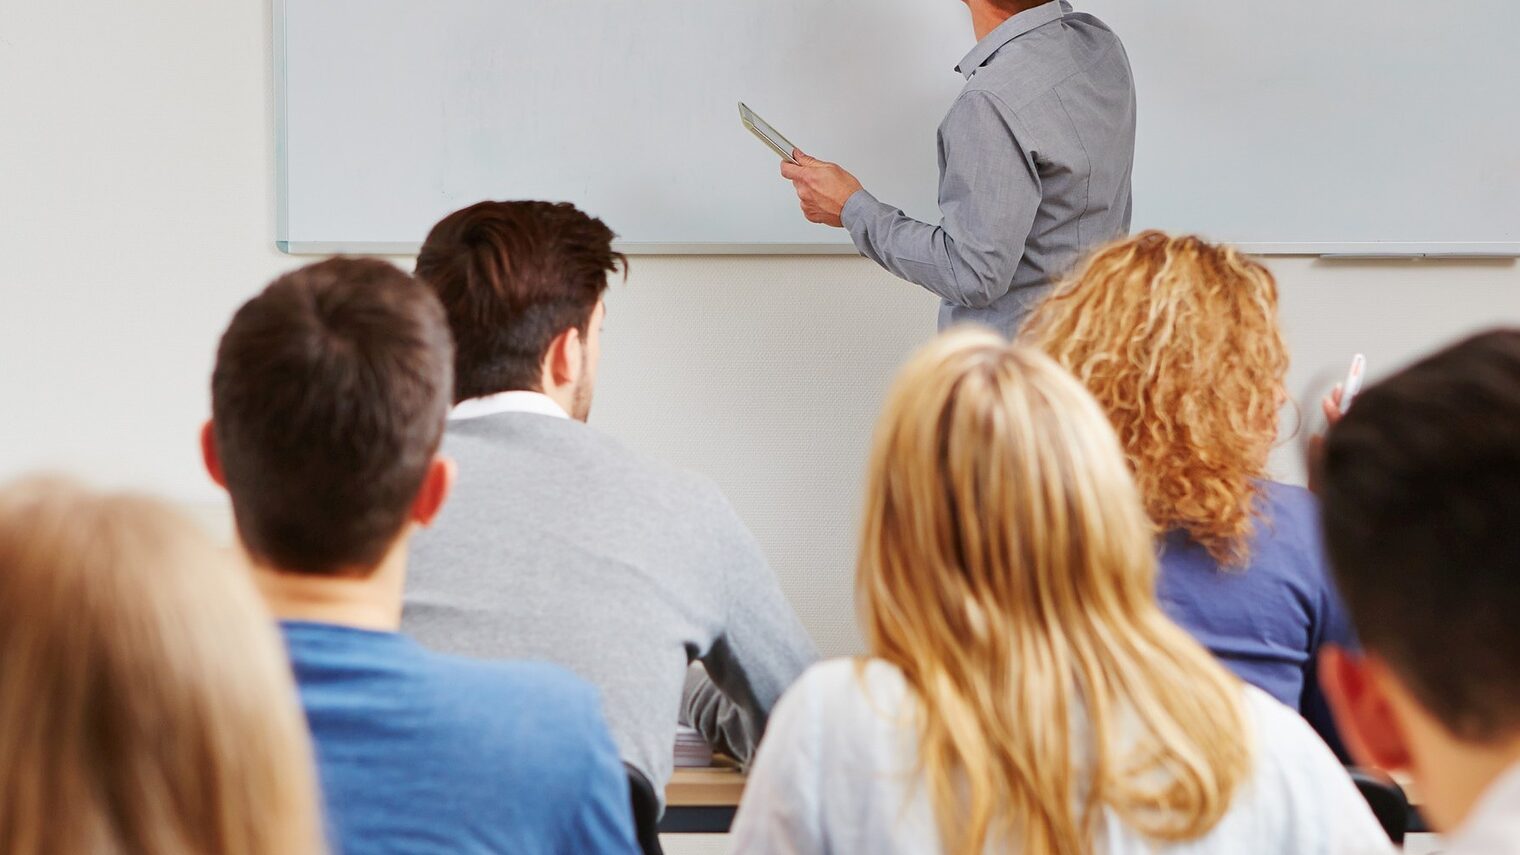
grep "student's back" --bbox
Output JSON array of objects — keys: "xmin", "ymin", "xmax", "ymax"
[
  {"xmin": 285, "ymin": 622, "xmax": 632, "ymax": 854},
  {"xmin": 408, "ymin": 408, "xmax": 807, "ymax": 793},
  {"xmin": 737, "ymin": 659, "xmax": 1381, "ymax": 854},
  {"xmin": 204, "ymin": 257, "xmax": 639, "ymax": 855},
  {"xmin": 402, "ymin": 201, "xmax": 817, "ymax": 800},
  {"xmin": 1025, "ymin": 232, "xmax": 1351, "ymax": 747},
  {"xmin": 1156, "ymin": 481, "xmax": 1351, "ymax": 723}
]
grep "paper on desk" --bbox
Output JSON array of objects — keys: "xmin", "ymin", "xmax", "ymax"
[{"xmin": 674, "ymin": 724, "xmax": 714, "ymax": 768}]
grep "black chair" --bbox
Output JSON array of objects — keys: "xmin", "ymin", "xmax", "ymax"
[
  {"xmin": 625, "ymin": 763, "xmax": 664, "ymax": 855},
  {"xmin": 1348, "ymin": 767, "xmax": 1409, "ymax": 845}
]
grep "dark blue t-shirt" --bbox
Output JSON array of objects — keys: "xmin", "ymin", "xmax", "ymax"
[
  {"xmin": 1155, "ymin": 482, "xmax": 1354, "ymax": 754},
  {"xmin": 282, "ymin": 621, "xmax": 640, "ymax": 855}
]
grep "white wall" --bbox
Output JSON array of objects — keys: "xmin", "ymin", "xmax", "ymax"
[{"xmin": 3, "ymin": 0, "xmax": 1518, "ymax": 659}]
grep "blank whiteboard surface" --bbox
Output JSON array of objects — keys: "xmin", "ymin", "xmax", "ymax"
[{"xmin": 277, "ymin": 1, "xmax": 1520, "ymax": 254}]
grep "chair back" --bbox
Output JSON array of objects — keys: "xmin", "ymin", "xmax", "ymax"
[
  {"xmin": 625, "ymin": 763, "xmax": 664, "ymax": 855},
  {"xmin": 1348, "ymin": 766, "xmax": 1409, "ymax": 845}
]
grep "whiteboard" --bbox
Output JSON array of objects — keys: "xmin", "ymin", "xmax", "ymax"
[{"xmin": 276, "ymin": 0, "xmax": 1520, "ymax": 255}]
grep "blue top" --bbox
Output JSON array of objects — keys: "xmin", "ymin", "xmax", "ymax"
[
  {"xmin": 1155, "ymin": 482, "xmax": 1353, "ymax": 754},
  {"xmin": 281, "ymin": 621, "xmax": 640, "ymax": 855}
]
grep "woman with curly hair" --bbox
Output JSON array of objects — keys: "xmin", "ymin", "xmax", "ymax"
[{"xmin": 1023, "ymin": 231, "xmax": 1354, "ymax": 748}]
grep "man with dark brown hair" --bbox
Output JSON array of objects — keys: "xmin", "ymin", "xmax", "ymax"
[
  {"xmin": 203, "ymin": 257, "xmax": 639, "ymax": 854},
  {"xmin": 1318, "ymin": 329, "xmax": 1520, "ymax": 853},
  {"xmin": 404, "ymin": 201, "xmax": 818, "ymax": 809}
]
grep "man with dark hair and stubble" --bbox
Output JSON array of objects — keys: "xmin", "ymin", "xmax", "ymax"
[
  {"xmin": 404, "ymin": 201, "xmax": 819, "ymax": 810},
  {"xmin": 1316, "ymin": 329, "xmax": 1520, "ymax": 853},
  {"xmin": 203, "ymin": 257, "xmax": 639, "ymax": 855}
]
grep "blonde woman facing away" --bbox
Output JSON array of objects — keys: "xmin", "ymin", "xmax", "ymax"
[
  {"xmin": 1023, "ymin": 231, "xmax": 1354, "ymax": 753},
  {"xmin": 0, "ymin": 477, "xmax": 325, "ymax": 855},
  {"xmin": 729, "ymin": 331, "xmax": 1389, "ymax": 855}
]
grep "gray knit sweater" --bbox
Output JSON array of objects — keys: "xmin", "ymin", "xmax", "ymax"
[{"xmin": 403, "ymin": 413, "xmax": 818, "ymax": 804}]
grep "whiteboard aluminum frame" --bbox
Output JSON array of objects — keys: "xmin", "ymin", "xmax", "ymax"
[{"xmin": 274, "ymin": 239, "xmax": 1520, "ymax": 258}]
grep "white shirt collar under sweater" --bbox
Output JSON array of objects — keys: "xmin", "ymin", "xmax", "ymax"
[
  {"xmin": 1446, "ymin": 761, "xmax": 1520, "ymax": 854},
  {"xmin": 449, "ymin": 390, "xmax": 568, "ymax": 422}
]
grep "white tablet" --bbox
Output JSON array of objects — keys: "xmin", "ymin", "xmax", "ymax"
[{"xmin": 738, "ymin": 102, "xmax": 799, "ymax": 165}]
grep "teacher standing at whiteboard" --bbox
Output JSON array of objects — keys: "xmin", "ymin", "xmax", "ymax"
[{"xmin": 783, "ymin": 0, "xmax": 1136, "ymax": 334}]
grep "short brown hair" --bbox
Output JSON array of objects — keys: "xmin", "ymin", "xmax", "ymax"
[
  {"xmin": 414, "ymin": 201, "xmax": 625, "ymax": 402},
  {"xmin": 211, "ymin": 257, "xmax": 453, "ymax": 575},
  {"xmin": 1319, "ymin": 329, "xmax": 1520, "ymax": 740}
]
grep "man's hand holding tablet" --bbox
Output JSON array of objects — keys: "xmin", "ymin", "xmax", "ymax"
[{"xmin": 739, "ymin": 103, "xmax": 863, "ymax": 229}]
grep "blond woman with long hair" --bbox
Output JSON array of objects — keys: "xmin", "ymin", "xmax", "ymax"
[
  {"xmin": 729, "ymin": 330, "xmax": 1389, "ymax": 855},
  {"xmin": 0, "ymin": 477, "xmax": 325, "ymax": 855},
  {"xmin": 1024, "ymin": 231, "xmax": 1354, "ymax": 751}
]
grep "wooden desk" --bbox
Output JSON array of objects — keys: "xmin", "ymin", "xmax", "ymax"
[
  {"xmin": 662, "ymin": 765, "xmax": 746, "ymax": 833},
  {"xmin": 658, "ymin": 764, "xmax": 1429, "ymax": 837}
]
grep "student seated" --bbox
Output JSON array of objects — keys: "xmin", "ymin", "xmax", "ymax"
[
  {"xmin": 403, "ymin": 201, "xmax": 818, "ymax": 800},
  {"xmin": 203, "ymin": 258, "xmax": 638, "ymax": 855},
  {"xmin": 729, "ymin": 330, "xmax": 1390, "ymax": 854},
  {"xmin": 1318, "ymin": 329, "xmax": 1520, "ymax": 852},
  {"xmin": 0, "ymin": 477, "xmax": 325, "ymax": 855},
  {"xmin": 1024, "ymin": 231, "xmax": 1352, "ymax": 749}
]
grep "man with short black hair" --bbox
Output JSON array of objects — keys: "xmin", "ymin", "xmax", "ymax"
[
  {"xmin": 405, "ymin": 201, "xmax": 819, "ymax": 807},
  {"xmin": 204, "ymin": 257, "xmax": 639, "ymax": 855},
  {"xmin": 1317, "ymin": 329, "xmax": 1520, "ymax": 853}
]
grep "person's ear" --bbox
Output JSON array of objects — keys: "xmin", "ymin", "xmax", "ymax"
[
  {"xmin": 546, "ymin": 325, "xmax": 585, "ymax": 389},
  {"xmin": 1320, "ymin": 646, "xmax": 1413, "ymax": 771},
  {"xmin": 410, "ymin": 455, "xmax": 455, "ymax": 527},
  {"xmin": 200, "ymin": 420, "xmax": 227, "ymax": 489}
]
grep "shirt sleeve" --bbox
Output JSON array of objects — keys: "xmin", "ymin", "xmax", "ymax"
[
  {"xmin": 680, "ymin": 487, "xmax": 819, "ymax": 765},
  {"xmin": 727, "ymin": 670, "xmax": 826, "ymax": 854},
  {"xmin": 843, "ymin": 89, "xmax": 1041, "ymax": 310},
  {"xmin": 561, "ymin": 694, "xmax": 642, "ymax": 855},
  {"xmin": 1281, "ymin": 699, "xmax": 1396, "ymax": 855}
]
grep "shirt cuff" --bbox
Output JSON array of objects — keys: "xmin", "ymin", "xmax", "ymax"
[{"xmin": 840, "ymin": 188, "xmax": 880, "ymax": 232}]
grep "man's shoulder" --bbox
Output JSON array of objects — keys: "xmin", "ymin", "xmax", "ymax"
[
  {"xmin": 967, "ymin": 13, "xmax": 1129, "ymax": 110},
  {"xmin": 444, "ymin": 414, "xmax": 725, "ymax": 507}
]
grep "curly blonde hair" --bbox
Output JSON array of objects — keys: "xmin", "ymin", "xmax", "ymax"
[{"xmin": 1022, "ymin": 231, "xmax": 1289, "ymax": 565}]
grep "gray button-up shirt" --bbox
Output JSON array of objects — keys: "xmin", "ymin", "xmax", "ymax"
[{"xmin": 842, "ymin": 0, "xmax": 1136, "ymax": 334}]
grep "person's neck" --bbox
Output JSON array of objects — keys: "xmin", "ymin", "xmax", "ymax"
[
  {"xmin": 254, "ymin": 541, "xmax": 408, "ymax": 633},
  {"xmin": 1411, "ymin": 725, "xmax": 1520, "ymax": 832},
  {"xmin": 970, "ymin": 0, "xmax": 1038, "ymax": 41}
]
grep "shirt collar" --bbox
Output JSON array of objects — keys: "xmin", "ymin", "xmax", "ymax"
[
  {"xmin": 449, "ymin": 390, "xmax": 569, "ymax": 422},
  {"xmin": 955, "ymin": 0, "xmax": 1070, "ymax": 79}
]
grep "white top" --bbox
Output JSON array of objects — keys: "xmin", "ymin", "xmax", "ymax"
[
  {"xmin": 449, "ymin": 390, "xmax": 568, "ymax": 422},
  {"xmin": 1445, "ymin": 762, "xmax": 1520, "ymax": 855},
  {"xmin": 730, "ymin": 658, "xmax": 1394, "ymax": 855}
]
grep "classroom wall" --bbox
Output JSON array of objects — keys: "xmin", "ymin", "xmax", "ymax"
[{"xmin": 3, "ymin": 0, "xmax": 1519, "ymax": 660}]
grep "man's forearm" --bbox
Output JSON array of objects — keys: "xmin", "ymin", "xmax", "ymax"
[
  {"xmin": 680, "ymin": 663, "xmax": 762, "ymax": 764},
  {"xmin": 843, "ymin": 190, "xmax": 1013, "ymax": 310}
]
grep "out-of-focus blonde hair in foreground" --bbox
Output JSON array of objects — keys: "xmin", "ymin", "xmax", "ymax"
[
  {"xmin": 1023, "ymin": 230, "xmax": 1289, "ymax": 565},
  {"xmin": 858, "ymin": 329, "xmax": 1251, "ymax": 855},
  {"xmin": 0, "ymin": 477, "xmax": 325, "ymax": 855}
]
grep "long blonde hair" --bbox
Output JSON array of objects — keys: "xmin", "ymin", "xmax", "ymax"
[
  {"xmin": 0, "ymin": 477, "xmax": 325, "ymax": 855},
  {"xmin": 1023, "ymin": 231, "xmax": 1289, "ymax": 565},
  {"xmin": 859, "ymin": 330, "xmax": 1251, "ymax": 855}
]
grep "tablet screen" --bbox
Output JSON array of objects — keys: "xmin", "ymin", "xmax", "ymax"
[{"xmin": 739, "ymin": 103, "xmax": 799, "ymax": 164}]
